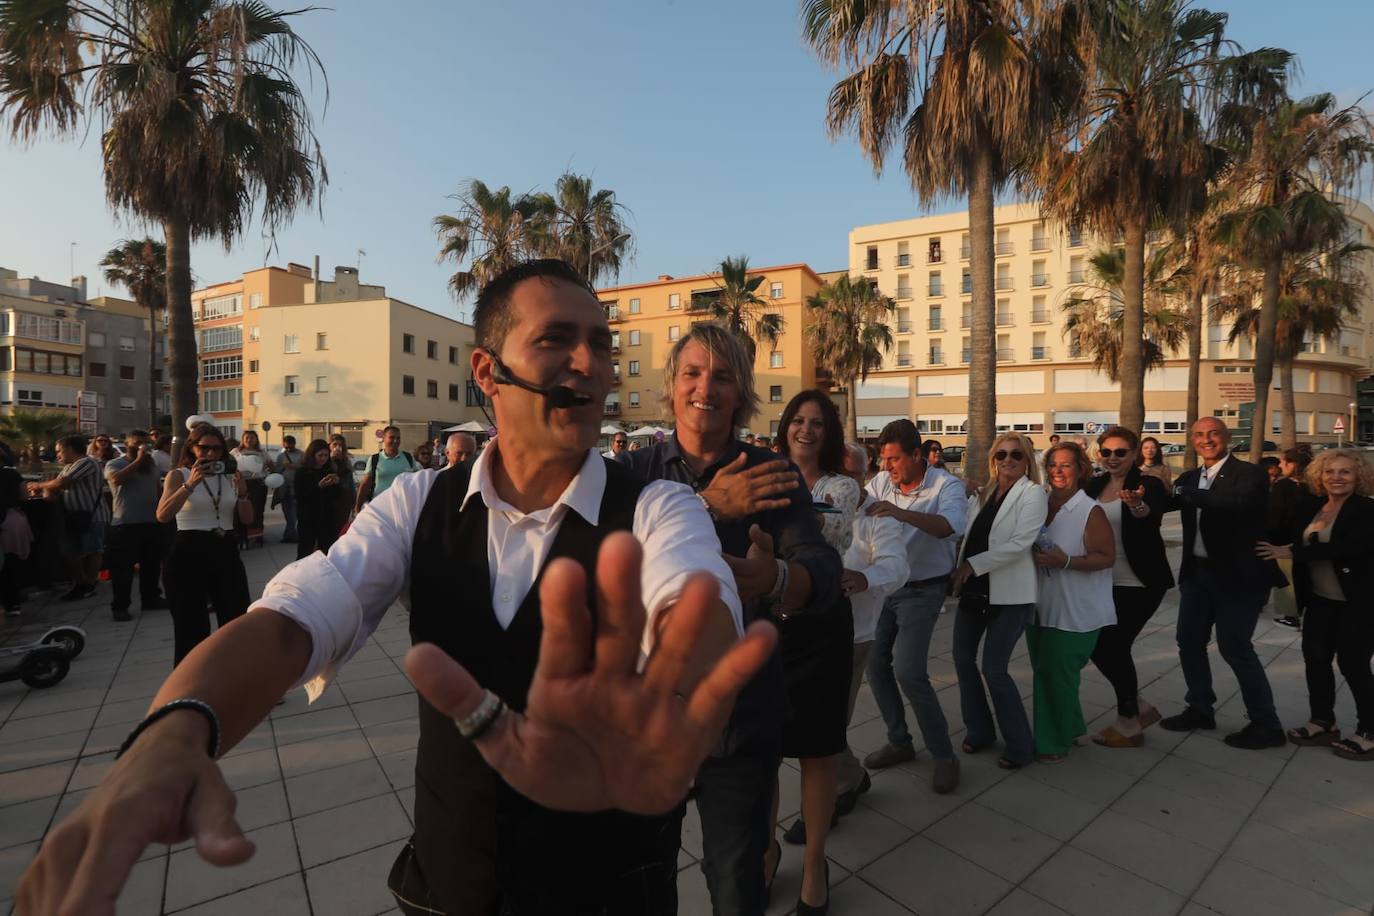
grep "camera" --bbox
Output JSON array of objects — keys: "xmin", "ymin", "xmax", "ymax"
[{"xmin": 202, "ymin": 455, "xmax": 237, "ymax": 476}]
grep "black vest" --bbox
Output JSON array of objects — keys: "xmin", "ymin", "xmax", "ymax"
[{"xmin": 387, "ymin": 460, "xmax": 681, "ymax": 916}]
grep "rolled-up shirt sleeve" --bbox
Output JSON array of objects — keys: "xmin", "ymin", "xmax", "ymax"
[
  {"xmin": 249, "ymin": 471, "xmax": 432, "ymax": 701},
  {"xmin": 849, "ymin": 514, "xmax": 910, "ymax": 602},
  {"xmin": 634, "ymin": 480, "xmax": 743, "ymax": 655},
  {"xmin": 769, "ymin": 478, "xmax": 843, "ymax": 614},
  {"xmin": 936, "ymin": 474, "xmax": 969, "ymax": 540}
]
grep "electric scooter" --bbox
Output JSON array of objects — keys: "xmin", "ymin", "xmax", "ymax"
[{"xmin": 0, "ymin": 625, "xmax": 86, "ymax": 689}]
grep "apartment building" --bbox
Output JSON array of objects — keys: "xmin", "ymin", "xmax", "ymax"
[
  {"xmin": 594, "ymin": 264, "xmax": 835, "ymax": 436},
  {"xmin": 847, "ymin": 201, "xmax": 1374, "ymax": 444}
]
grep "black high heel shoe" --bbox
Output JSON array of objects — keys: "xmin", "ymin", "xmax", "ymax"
[{"xmin": 796, "ymin": 859, "xmax": 829, "ymax": 915}]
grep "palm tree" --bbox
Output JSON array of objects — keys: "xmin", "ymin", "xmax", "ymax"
[
  {"xmin": 1035, "ymin": 0, "xmax": 1286, "ymax": 434},
  {"xmin": 434, "ymin": 180, "xmax": 548, "ymax": 303},
  {"xmin": 1211, "ymin": 240, "xmax": 1369, "ymax": 448},
  {"xmin": 0, "ymin": 409, "xmax": 75, "ymax": 470},
  {"xmin": 1171, "ymin": 221, "xmax": 1226, "ymax": 469},
  {"xmin": 805, "ymin": 275, "xmax": 896, "ymax": 441},
  {"xmin": 0, "ymin": 0, "xmax": 327, "ymax": 451},
  {"xmin": 100, "ymin": 238, "xmax": 167, "ymax": 428},
  {"xmin": 1211, "ymin": 92, "xmax": 1374, "ymax": 459},
  {"xmin": 528, "ymin": 172, "xmax": 633, "ymax": 286},
  {"xmin": 1061, "ymin": 246, "xmax": 1188, "ymax": 382},
  {"xmin": 693, "ymin": 257, "xmax": 785, "ymax": 363},
  {"xmin": 803, "ymin": 0, "xmax": 1080, "ymax": 484}
]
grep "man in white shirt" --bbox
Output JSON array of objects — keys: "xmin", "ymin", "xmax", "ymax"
[
  {"xmin": 19, "ymin": 259, "xmax": 775, "ymax": 916},
  {"xmin": 862, "ymin": 419, "xmax": 967, "ymax": 793}
]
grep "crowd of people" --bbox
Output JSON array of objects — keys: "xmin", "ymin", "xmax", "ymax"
[{"xmin": 15, "ymin": 258, "xmax": 1374, "ymax": 916}]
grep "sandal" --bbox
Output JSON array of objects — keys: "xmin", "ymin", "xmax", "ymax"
[
  {"xmin": 1035, "ymin": 752, "xmax": 1069, "ymax": 765},
  {"xmin": 1287, "ymin": 723, "xmax": 1341, "ymax": 747},
  {"xmin": 961, "ymin": 740, "xmax": 991, "ymax": 755},
  {"xmin": 1331, "ymin": 735, "xmax": 1374, "ymax": 762},
  {"xmin": 996, "ymin": 757, "xmax": 1023, "ymax": 770},
  {"xmin": 1138, "ymin": 706, "xmax": 1162, "ymax": 730},
  {"xmin": 1092, "ymin": 726, "xmax": 1145, "ymax": 749}
]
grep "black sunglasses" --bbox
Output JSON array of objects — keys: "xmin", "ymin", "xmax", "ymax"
[
  {"xmin": 1099, "ymin": 448, "xmax": 1132, "ymax": 458},
  {"xmin": 993, "ymin": 450, "xmax": 1025, "ymax": 461}
]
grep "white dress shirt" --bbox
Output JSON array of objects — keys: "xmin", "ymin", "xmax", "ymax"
[
  {"xmin": 1192, "ymin": 453, "xmax": 1230, "ymax": 559},
  {"xmin": 865, "ymin": 465, "xmax": 968, "ymax": 581},
  {"xmin": 252, "ymin": 446, "xmax": 744, "ymax": 701},
  {"xmin": 844, "ymin": 494, "xmax": 911, "ymax": 643}
]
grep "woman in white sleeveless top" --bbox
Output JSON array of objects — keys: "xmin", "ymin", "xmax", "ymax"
[{"xmin": 1031, "ymin": 442, "xmax": 1115, "ymax": 762}]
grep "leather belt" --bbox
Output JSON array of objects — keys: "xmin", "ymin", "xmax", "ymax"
[{"xmin": 905, "ymin": 574, "xmax": 951, "ymax": 589}]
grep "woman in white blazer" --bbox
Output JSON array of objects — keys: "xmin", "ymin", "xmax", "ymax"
[{"xmin": 950, "ymin": 433, "xmax": 1047, "ymax": 769}]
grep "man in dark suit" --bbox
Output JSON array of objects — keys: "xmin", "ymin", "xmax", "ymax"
[{"xmin": 1162, "ymin": 417, "xmax": 1285, "ymax": 749}]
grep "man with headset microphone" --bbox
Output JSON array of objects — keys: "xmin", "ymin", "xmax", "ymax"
[{"xmin": 19, "ymin": 259, "xmax": 774, "ymax": 916}]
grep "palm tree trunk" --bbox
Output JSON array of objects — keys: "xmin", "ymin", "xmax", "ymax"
[
  {"xmin": 965, "ymin": 139, "xmax": 997, "ymax": 487},
  {"xmin": 1278, "ymin": 353, "xmax": 1297, "ymax": 449},
  {"xmin": 147, "ymin": 305, "xmax": 159, "ymax": 429},
  {"xmin": 1119, "ymin": 219, "xmax": 1147, "ymax": 433},
  {"xmin": 1184, "ymin": 288, "xmax": 1202, "ymax": 471},
  {"xmin": 846, "ymin": 381, "xmax": 858, "ymax": 443},
  {"xmin": 164, "ymin": 217, "xmax": 198, "ymax": 461},
  {"xmin": 1249, "ymin": 254, "xmax": 1282, "ymax": 462}
]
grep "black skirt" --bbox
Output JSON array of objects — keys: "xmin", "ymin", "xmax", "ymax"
[{"xmin": 779, "ymin": 600, "xmax": 854, "ymax": 759}]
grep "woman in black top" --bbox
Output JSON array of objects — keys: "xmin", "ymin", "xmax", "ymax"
[
  {"xmin": 1083, "ymin": 426, "xmax": 1173, "ymax": 748},
  {"xmin": 293, "ymin": 439, "xmax": 344, "ymax": 560},
  {"xmin": 1258, "ymin": 449, "xmax": 1374, "ymax": 761},
  {"xmin": 1268, "ymin": 444, "xmax": 1313, "ymax": 628}
]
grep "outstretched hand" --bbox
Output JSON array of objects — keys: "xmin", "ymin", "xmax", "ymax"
[{"xmin": 406, "ymin": 531, "xmax": 776, "ymax": 815}]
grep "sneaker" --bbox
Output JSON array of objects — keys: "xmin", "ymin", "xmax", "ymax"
[
  {"xmin": 1273, "ymin": 615, "xmax": 1301, "ymax": 629},
  {"xmin": 61, "ymin": 584, "xmax": 96, "ymax": 602},
  {"xmin": 112, "ymin": 607, "xmax": 132, "ymax": 622},
  {"xmin": 932, "ymin": 756, "xmax": 960, "ymax": 794},
  {"xmin": 863, "ymin": 743, "xmax": 916, "ymax": 770},
  {"xmin": 1224, "ymin": 723, "xmax": 1286, "ymax": 750},
  {"xmin": 1159, "ymin": 707, "xmax": 1217, "ymax": 732}
]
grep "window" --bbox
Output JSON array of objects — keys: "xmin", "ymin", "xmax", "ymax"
[
  {"xmin": 285, "ymin": 375, "xmax": 300, "ymax": 396},
  {"xmin": 249, "ymin": 293, "xmax": 262, "ymax": 309},
  {"xmin": 284, "ymin": 334, "xmax": 299, "ymax": 353},
  {"xmin": 153, "ymin": 368, "xmax": 162, "ymax": 382},
  {"xmin": 629, "ymin": 329, "xmax": 641, "ymax": 346},
  {"xmin": 89, "ymin": 332, "xmax": 106, "ymax": 347},
  {"xmin": 200, "ymin": 356, "xmax": 241, "ymax": 381},
  {"xmin": 897, "ymin": 241, "xmax": 911, "ymax": 267},
  {"xmin": 628, "ymin": 360, "xmax": 640, "ymax": 376},
  {"xmin": 16, "ymin": 313, "xmax": 82, "ymax": 344},
  {"xmin": 668, "ymin": 293, "xmax": 681, "ymax": 311},
  {"xmin": 865, "ymin": 246, "xmax": 879, "ymax": 270},
  {"xmin": 119, "ymin": 365, "xmax": 136, "ymax": 380},
  {"xmin": 316, "ymin": 332, "xmax": 327, "ymax": 350},
  {"xmin": 117, "ymin": 335, "xmax": 134, "ymax": 351},
  {"xmin": 119, "ymin": 396, "xmax": 136, "ymax": 411},
  {"xmin": 32, "ymin": 351, "xmax": 49, "ymax": 374},
  {"xmin": 770, "ymin": 385, "xmax": 783, "ymax": 403},
  {"xmin": 668, "ymin": 325, "xmax": 680, "ymax": 341},
  {"xmin": 769, "ymin": 351, "xmax": 783, "ymax": 368},
  {"xmin": 448, "ymin": 383, "xmax": 459, "ymax": 401},
  {"xmin": 403, "ymin": 333, "xmax": 415, "ymax": 354},
  {"xmin": 427, "ymin": 379, "xmax": 439, "ymax": 398},
  {"xmin": 770, "ymin": 282, "xmax": 783, "ymax": 299},
  {"xmin": 201, "ymin": 387, "xmax": 242, "ymax": 412},
  {"xmin": 249, "ymin": 391, "xmax": 259, "ymax": 406},
  {"xmin": 427, "ymin": 340, "xmax": 438, "ymax": 359},
  {"xmin": 629, "ymin": 298, "xmax": 641, "ymax": 314},
  {"xmin": 200, "ymin": 325, "xmax": 242, "ymax": 352},
  {"xmin": 89, "ymin": 362, "xmax": 106, "ymax": 377},
  {"xmin": 316, "ymin": 376, "xmax": 329, "ymax": 393},
  {"xmin": 249, "ymin": 326, "xmax": 261, "ymax": 341},
  {"xmin": 249, "ymin": 359, "xmax": 259, "ymax": 373},
  {"xmin": 629, "ymin": 391, "xmax": 641, "ymax": 408},
  {"xmin": 201, "ymin": 294, "xmax": 242, "ymax": 320},
  {"xmin": 0, "ymin": 349, "xmax": 8, "ymax": 371},
  {"xmin": 402, "ymin": 375, "xmax": 415, "ymax": 395},
  {"xmin": 449, "ymin": 346, "xmax": 459, "ymax": 364}
]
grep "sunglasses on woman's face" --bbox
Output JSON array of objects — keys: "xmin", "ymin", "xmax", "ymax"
[
  {"xmin": 993, "ymin": 450, "xmax": 1025, "ymax": 461},
  {"xmin": 1099, "ymin": 448, "xmax": 1132, "ymax": 458}
]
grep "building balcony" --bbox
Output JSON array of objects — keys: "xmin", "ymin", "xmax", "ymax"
[
  {"xmin": 1068, "ymin": 232, "xmax": 1085, "ymax": 248},
  {"xmin": 1068, "ymin": 345, "xmax": 1085, "ymax": 359},
  {"xmin": 897, "ymin": 321, "xmax": 913, "ymax": 333},
  {"xmin": 605, "ymin": 306, "xmax": 622, "ymax": 322},
  {"xmin": 897, "ymin": 254, "xmax": 911, "ymax": 267},
  {"xmin": 604, "ymin": 403, "xmax": 621, "ymax": 416},
  {"xmin": 928, "ymin": 353, "xmax": 945, "ymax": 366},
  {"xmin": 996, "ymin": 314, "xmax": 1014, "ymax": 327},
  {"xmin": 995, "ymin": 241, "xmax": 1014, "ymax": 256},
  {"xmin": 1031, "ymin": 274, "xmax": 1050, "ymax": 288},
  {"xmin": 961, "ymin": 316, "xmax": 973, "ymax": 329},
  {"xmin": 928, "ymin": 318, "xmax": 944, "ymax": 331},
  {"xmin": 896, "ymin": 288, "xmax": 913, "ymax": 301},
  {"xmin": 927, "ymin": 253, "xmax": 943, "ymax": 265},
  {"xmin": 997, "ymin": 348, "xmax": 1014, "ymax": 362},
  {"xmin": 960, "ymin": 348, "xmax": 971, "ymax": 364},
  {"xmin": 927, "ymin": 285, "xmax": 944, "ymax": 297},
  {"xmin": 1032, "ymin": 346, "xmax": 1052, "ymax": 360},
  {"xmin": 1031, "ymin": 238, "xmax": 1051, "ymax": 252},
  {"xmin": 897, "ymin": 354, "xmax": 913, "ymax": 367},
  {"xmin": 864, "ymin": 258, "xmax": 880, "ymax": 271},
  {"xmin": 610, "ymin": 374, "xmax": 622, "ymax": 386},
  {"xmin": 1031, "ymin": 311, "xmax": 1051, "ymax": 324},
  {"xmin": 995, "ymin": 277, "xmax": 1014, "ymax": 291}
]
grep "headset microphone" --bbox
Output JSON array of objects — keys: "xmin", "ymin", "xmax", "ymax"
[{"xmin": 488, "ymin": 354, "xmax": 591, "ymax": 409}]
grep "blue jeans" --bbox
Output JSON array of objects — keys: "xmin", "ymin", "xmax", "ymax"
[
  {"xmin": 280, "ymin": 484, "xmax": 298, "ymax": 539},
  {"xmin": 952, "ymin": 602, "xmax": 1034, "ymax": 765},
  {"xmin": 693, "ymin": 754, "xmax": 779, "ymax": 916},
  {"xmin": 1177, "ymin": 563, "xmax": 1280, "ymax": 730},
  {"xmin": 867, "ymin": 582, "xmax": 954, "ymax": 758}
]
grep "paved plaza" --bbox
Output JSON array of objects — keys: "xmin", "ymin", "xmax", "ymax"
[{"xmin": 1, "ymin": 510, "xmax": 1370, "ymax": 916}]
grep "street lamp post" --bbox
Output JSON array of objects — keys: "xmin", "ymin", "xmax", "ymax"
[{"xmin": 1349, "ymin": 401, "xmax": 1357, "ymax": 447}]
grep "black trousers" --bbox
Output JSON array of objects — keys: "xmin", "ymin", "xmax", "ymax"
[
  {"xmin": 1, "ymin": 552, "xmax": 24, "ymax": 611},
  {"xmin": 1091, "ymin": 585, "xmax": 1168, "ymax": 718},
  {"xmin": 1303, "ymin": 594, "xmax": 1374, "ymax": 735},
  {"xmin": 105, "ymin": 522, "xmax": 164, "ymax": 611},
  {"xmin": 164, "ymin": 531, "xmax": 251, "ymax": 666},
  {"xmin": 296, "ymin": 511, "xmax": 339, "ymax": 561}
]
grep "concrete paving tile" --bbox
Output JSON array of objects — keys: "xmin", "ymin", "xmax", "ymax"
[
  {"xmin": 1110, "ymin": 782, "xmax": 1248, "ymax": 852},
  {"xmin": 1267, "ymin": 749, "xmax": 1374, "ymax": 819},
  {"xmin": 93, "ymin": 695, "xmax": 160, "ymax": 729},
  {"xmin": 0, "ymin": 842, "xmax": 38, "ymax": 904},
  {"xmin": 677, "ymin": 859, "xmax": 712, "ymax": 916},
  {"xmin": 165, "ymin": 822, "xmax": 299, "ymax": 912},
  {"xmin": 924, "ymin": 801, "xmax": 1061, "ymax": 884},
  {"xmin": 233, "ymin": 780, "xmax": 293, "ymax": 834},
  {"xmin": 861, "ymin": 835, "xmax": 1011, "ymax": 916},
  {"xmin": 1171, "ymin": 731, "xmax": 1293, "ymax": 784},
  {"xmin": 285, "ymin": 758, "xmax": 393, "ymax": 818},
  {"xmin": 334, "ymin": 657, "xmax": 403, "ymax": 684},
  {"xmin": 819, "ymin": 796, "xmax": 915, "ymax": 874},
  {"xmin": 67, "ymin": 751, "xmax": 115, "ymax": 792},
  {"xmin": 270, "ymin": 703, "xmax": 357, "ymax": 746},
  {"xmin": 82, "ymin": 721, "xmax": 134, "ymax": 756},
  {"xmin": 680, "ymin": 800, "xmax": 703, "ymax": 859},
  {"xmin": 276, "ymin": 729, "xmax": 373, "ymax": 779},
  {"xmin": 985, "ymin": 888, "xmax": 1071, "ymax": 916},
  {"xmin": 170, "ymin": 873, "xmax": 309, "ymax": 915},
  {"xmin": 0, "ymin": 730, "xmax": 86, "ymax": 775},
  {"xmin": 216, "ymin": 747, "xmax": 281, "ymax": 792},
  {"xmin": 1023, "ymin": 845, "xmax": 1185, "ymax": 916},
  {"xmin": 856, "ymin": 766, "xmax": 964, "ymax": 833},
  {"xmin": 378, "ymin": 749, "xmax": 415, "ymax": 791},
  {"xmin": 1225, "ymin": 818, "xmax": 1374, "ymax": 910},
  {"xmin": 0, "ymin": 795, "xmax": 59, "ymax": 849},
  {"xmin": 116, "ymin": 851, "xmax": 167, "ymax": 913},
  {"xmin": 0, "ymin": 705, "xmax": 96, "ymax": 744},
  {"xmin": 338, "ymin": 673, "xmax": 413, "ymax": 705},
  {"xmin": 822, "ymin": 875, "xmax": 916, "ymax": 915},
  {"xmin": 1021, "ymin": 751, "xmax": 1140, "ymax": 805},
  {"xmin": 1250, "ymin": 787, "xmax": 1374, "ymax": 850},
  {"xmin": 844, "ymin": 716, "xmax": 891, "ymax": 756},
  {"xmin": 1192, "ymin": 857, "xmax": 1365, "ymax": 916},
  {"xmin": 1138, "ymin": 756, "xmax": 1270, "ymax": 814},
  {"xmin": 0, "ymin": 760, "xmax": 74, "ymax": 807},
  {"xmin": 361, "ymin": 718, "xmax": 418, "ymax": 757},
  {"xmin": 1070, "ymin": 808, "xmax": 1219, "ymax": 897},
  {"xmin": 9, "ymin": 686, "xmax": 109, "ymax": 719},
  {"xmin": 349, "ymin": 694, "xmax": 419, "ymax": 729},
  {"xmin": 977, "ymin": 773, "xmax": 1104, "ymax": 842},
  {"xmin": 294, "ymin": 793, "xmax": 411, "ymax": 869}
]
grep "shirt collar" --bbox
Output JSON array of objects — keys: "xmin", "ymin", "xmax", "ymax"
[
  {"xmin": 461, "ymin": 441, "xmax": 605, "ymax": 525},
  {"xmin": 662, "ymin": 433, "xmax": 744, "ymax": 479},
  {"xmin": 1203, "ymin": 452, "xmax": 1231, "ymax": 480}
]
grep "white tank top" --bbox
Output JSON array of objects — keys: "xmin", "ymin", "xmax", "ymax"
[
  {"xmin": 1038, "ymin": 490, "xmax": 1115, "ymax": 632},
  {"xmin": 174, "ymin": 468, "xmax": 239, "ymax": 532},
  {"xmin": 1100, "ymin": 499, "xmax": 1145, "ymax": 588}
]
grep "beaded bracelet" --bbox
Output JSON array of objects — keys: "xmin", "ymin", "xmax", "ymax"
[{"xmin": 116, "ymin": 698, "xmax": 221, "ymax": 761}]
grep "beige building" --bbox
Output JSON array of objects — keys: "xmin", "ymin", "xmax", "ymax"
[
  {"xmin": 595, "ymin": 263, "xmax": 836, "ymax": 437},
  {"xmin": 846, "ymin": 201, "xmax": 1374, "ymax": 445}
]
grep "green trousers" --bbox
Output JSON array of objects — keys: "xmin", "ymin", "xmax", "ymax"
[{"xmin": 1025, "ymin": 623, "xmax": 1100, "ymax": 756}]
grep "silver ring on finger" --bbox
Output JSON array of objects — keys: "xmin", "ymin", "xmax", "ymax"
[{"xmin": 454, "ymin": 690, "xmax": 506, "ymax": 741}]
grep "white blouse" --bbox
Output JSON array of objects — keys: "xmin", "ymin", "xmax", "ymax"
[
  {"xmin": 1037, "ymin": 490, "xmax": 1115, "ymax": 633},
  {"xmin": 811, "ymin": 473, "xmax": 860, "ymax": 555}
]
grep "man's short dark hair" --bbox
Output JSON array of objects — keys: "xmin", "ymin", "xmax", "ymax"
[
  {"xmin": 382, "ymin": 425, "xmax": 400, "ymax": 437},
  {"xmin": 58, "ymin": 435, "xmax": 88, "ymax": 455},
  {"xmin": 877, "ymin": 419, "xmax": 921, "ymax": 455},
  {"xmin": 474, "ymin": 258, "xmax": 597, "ymax": 352},
  {"xmin": 283, "ymin": 435, "xmax": 296, "ymax": 446},
  {"xmin": 126, "ymin": 429, "xmax": 148, "ymax": 440}
]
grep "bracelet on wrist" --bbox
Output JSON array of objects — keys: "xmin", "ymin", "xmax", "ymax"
[
  {"xmin": 117, "ymin": 698, "xmax": 221, "ymax": 760},
  {"xmin": 1063, "ymin": 554, "xmax": 1072, "ymax": 570}
]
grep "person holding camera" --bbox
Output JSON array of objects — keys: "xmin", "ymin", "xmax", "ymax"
[
  {"xmin": 104, "ymin": 429, "xmax": 168, "ymax": 622},
  {"xmin": 230, "ymin": 430, "xmax": 269, "ymax": 548},
  {"xmin": 293, "ymin": 439, "xmax": 345, "ymax": 559},
  {"xmin": 156, "ymin": 424, "xmax": 252, "ymax": 665}
]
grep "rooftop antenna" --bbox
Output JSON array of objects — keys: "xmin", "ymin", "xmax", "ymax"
[
  {"xmin": 69, "ymin": 242, "xmax": 76, "ymax": 282},
  {"xmin": 357, "ymin": 248, "xmax": 366, "ymax": 274}
]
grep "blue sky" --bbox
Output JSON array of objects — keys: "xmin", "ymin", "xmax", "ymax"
[{"xmin": 1, "ymin": 0, "xmax": 1371, "ymax": 323}]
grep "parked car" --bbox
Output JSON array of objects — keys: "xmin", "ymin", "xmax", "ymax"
[
  {"xmin": 1230, "ymin": 439, "xmax": 1278, "ymax": 454},
  {"xmin": 1160, "ymin": 442, "xmax": 1187, "ymax": 455},
  {"xmin": 939, "ymin": 446, "xmax": 965, "ymax": 464}
]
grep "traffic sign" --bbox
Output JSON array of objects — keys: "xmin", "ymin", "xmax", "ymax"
[{"xmin": 1333, "ymin": 417, "xmax": 1345, "ymax": 433}]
